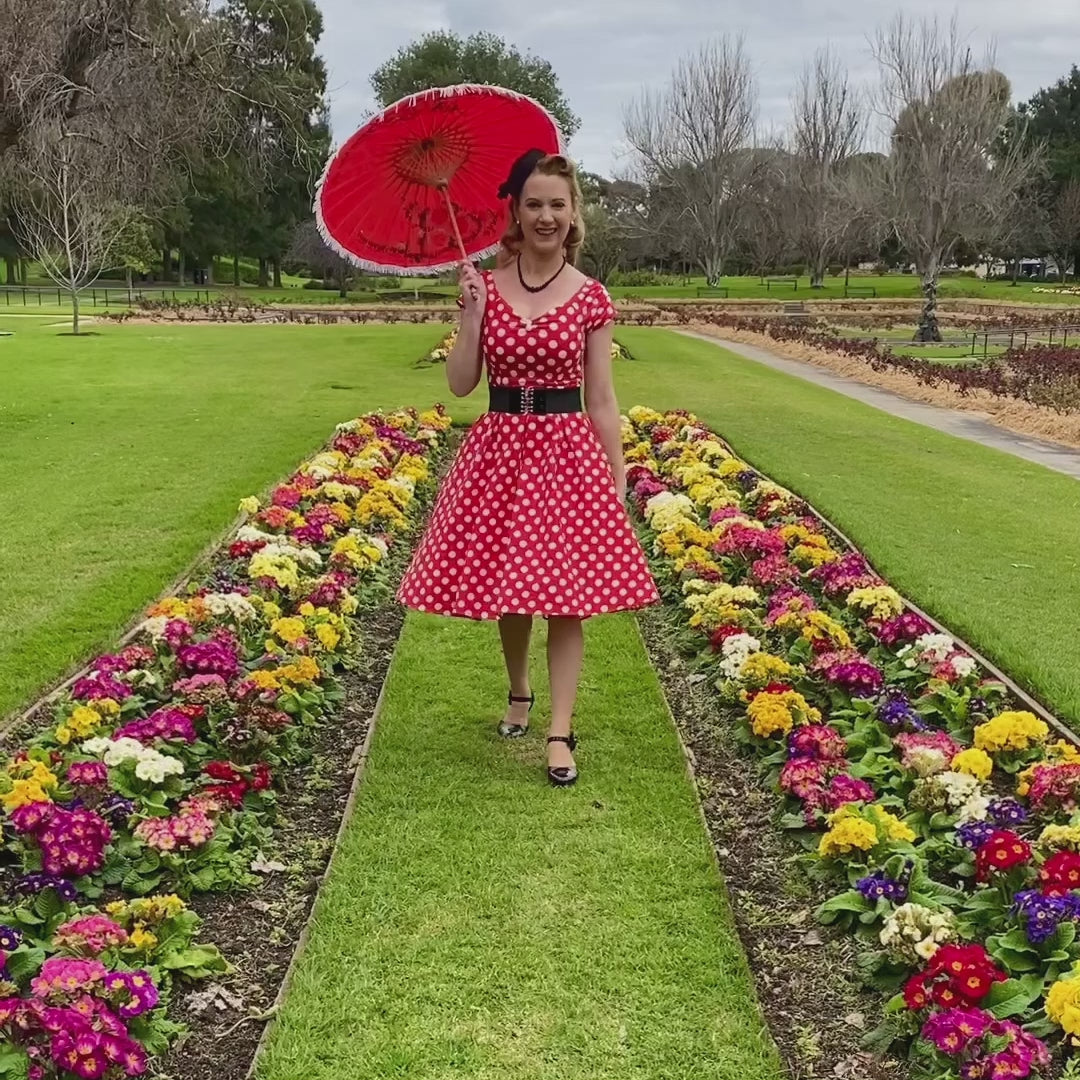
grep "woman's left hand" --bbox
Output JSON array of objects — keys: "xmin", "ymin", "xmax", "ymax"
[{"xmin": 614, "ymin": 473, "xmax": 627, "ymax": 504}]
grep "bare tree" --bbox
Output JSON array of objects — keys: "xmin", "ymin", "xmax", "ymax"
[
  {"xmin": 581, "ymin": 201, "xmax": 626, "ymax": 284},
  {"xmin": 740, "ymin": 147, "xmax": 795, "ymax": 279},
  {"xmin": 789, "ymin": 48, "xmax": 865, "ymax": 287},
  {"xmin": 623, "ymin": 37, "xmax": 758, "ymax": 286},
  {"xmin": 871, "ymin": 14, "xmax": 1042, "ymax": 340},
  {"xmin": 288, "ymin": 219, "xmax": 351, "ymax": 297},
  {"xmin": 1048, "ymin": 180, "xmax": 1080, "ymax": 281},
  {"xmin": 12, "ymin": 123, "xmax": 137, "ymax": 333}
]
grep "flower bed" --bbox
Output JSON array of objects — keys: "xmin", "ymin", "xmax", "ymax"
[
  {"xmin": 0, "ymin": 407, "xmax": 451, "ymax": 1079},
  {"xmin": 685, "ymin": 312, "xmax": 1080, "ymax": 415},
  {"xmin": 623, "ymin": 406, "xmax": 1080, "ymax": 1079}
]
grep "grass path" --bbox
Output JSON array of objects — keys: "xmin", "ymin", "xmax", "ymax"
[
  {"xmin": 614, "ymin": 329, "xmax": 1080, "ymax": 724},
  {"xmin": 256, "ymin": 612, "xmax": 782, "ymax": 1080}
]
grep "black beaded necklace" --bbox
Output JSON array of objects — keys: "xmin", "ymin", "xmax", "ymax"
[{"xmin": 517, "ymin": 254, "xmax": 567, "ymax": 294}]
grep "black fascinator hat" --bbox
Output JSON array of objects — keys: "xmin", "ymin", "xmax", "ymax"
[{"xmin": 497, "ymin": 148, "xmax": 547, "ymax": 200}]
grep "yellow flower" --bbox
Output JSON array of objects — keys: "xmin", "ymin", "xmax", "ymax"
[
  {"xmin": 819, "ymin": 816, "xmax": 878, "ymax": 858},
  {"xmin": 238, "ymin": 496, "xmax": 260, "ymax": 515},
  {"xmin": 739, "ymin": 653, "xmax": 795, "ymax": 687},
  {"xmin": 847, "ymin": 586, "xmax": 904, "ymax": 621},
  {"xmin": 129, "ymin": 928, "xmax": 158, "ymax": 951},
  {"xmin": 868, "ymin": 805, "xmax": 916, "ymax": 844},
  {"xmin": 278, "ymin": 657, "xmax": 321, "ymax": 686},
  {"xmin": 717, "ymin": 458, "xmax": 748, "ymax": 479},
  {"xmin": 315, "ymin": 623, "xmax": 341, "ymax": 651},
  {"xmin": 94, "ymin": 698, "xmax": 120, "ymax": 718},
  {"xmin": 250, "ymin": 670, "xmax": 282, "ymax": 692},
  {"xmin": 746, "ymin": 690, "xmax": 820, "ymax": 739},
  {"xmin": 271, "ymin": 617, "xmax": 307, "ymax": 645},
  {"xmin": 330, "ymin": 502, "xmax": 353, "ymax": 524},
  {"xmin": 951, "ymin": 747, "xmax": 993, "ymax": 782},
  {"xmin": 1047, "ymin": 969, "xmax": 1080, "ymax": 1043},
  {"xmin": 249, "ymin": 552, "xmax": 300, "ymax": 592},
  {"xmin": 55, "ymin": 725, "xmax": 73, "ymax": 746},
  {"xmin": 298, "ymin": 602, "xmax": 316, "ymax": 617},
  {"xmin": 628, "ymin": 406, "xmax": 664, "ymax": 426},
  {"xmin": 1037, "ymin": 824, "xmax": 1080, "ymax": 854},
  {"xmin": 106, "ymin": 900, "xmax": 127, "ymax": 918},
  {"xmin": 800, "ymin": 611, "xmax": 852, "ymax": 650},
  {"xmin": 974, "ymin": 711, "xmax": 1050, "ymax": 754},
  {"xmin": 1, "ymin": 778, "xmax": 53, "ymax": 810},
  {"xmin": 793, "ymin": 542, "xmax": 840, "ymax": 567}
]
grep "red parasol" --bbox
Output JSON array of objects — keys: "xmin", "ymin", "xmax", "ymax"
[{"xmin": 315, "ymin": 84, "xmax": 564, "ymax": 275}]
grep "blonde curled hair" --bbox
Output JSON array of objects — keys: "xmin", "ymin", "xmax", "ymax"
[{"xmin": 497, "ymin": 154, "xmax": 586, "ymax": 267}]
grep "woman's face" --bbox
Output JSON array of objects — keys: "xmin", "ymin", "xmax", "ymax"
[{"xmin": 517, "ymin": 172, "xmax": 574, "ymax": 258}]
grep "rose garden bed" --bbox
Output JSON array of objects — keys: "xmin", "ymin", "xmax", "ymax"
[
  {"xmin": 0, "ymin": 407, "xmax": 451, "ymax": 1079},
  {"xmin": 623, "ymin": 406, "xmax": 1080, "ymax": 1080}
]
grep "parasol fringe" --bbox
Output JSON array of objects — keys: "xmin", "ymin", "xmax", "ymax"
[{"xmin": 313, "ymin": 82, "xmax": 566, "ymax": 275}]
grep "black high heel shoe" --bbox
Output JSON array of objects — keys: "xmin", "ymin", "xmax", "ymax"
[
  {"xmin": 498, "ymin": 692, "xmax": 534, "ymax": 738},
  {"xmin": 547, "ymin": 733, "xmax": 578, "ymax": 787}
]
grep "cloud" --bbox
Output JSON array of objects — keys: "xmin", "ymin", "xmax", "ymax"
[{"xmin": 316, "ymin": 0, "xmax": 1079, "ymax": 176}]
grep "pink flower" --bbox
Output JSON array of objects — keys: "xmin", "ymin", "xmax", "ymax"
[
  {"xmin": 54, "ymin": 916, "xmax": 128, "ymax": 956},
  {"xmin": 67, "ymin": 761, "xmax": 109, "ymax": 787},
  {"xmin": 921, "ymin": 1006, "xmax": 991, "ymax": 1055},
  {"xmin": 825, "ymin": 774, "xmax": 875, "ymax": 810}
]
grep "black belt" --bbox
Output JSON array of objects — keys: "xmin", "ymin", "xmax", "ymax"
[{"xmin": 488, "ymin": 386, "xmax": 582, "ymax": 415}]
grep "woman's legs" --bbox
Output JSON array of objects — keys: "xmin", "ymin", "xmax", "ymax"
[
  {"xmin": 547, "ymin": 617, "xmax": 584, "ymax": 770},
  {"xmin": 498, "ymin": 614, "xmax": 533, "ymax": 726}
]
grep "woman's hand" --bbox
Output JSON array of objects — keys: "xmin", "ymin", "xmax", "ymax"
[
  {"xmin": 614, "ymin": 472, "xmax": 627, "ymax": 504},
  {"xmin": 459, "ymin": 262, "xmax": 487, "ymax": 323}
]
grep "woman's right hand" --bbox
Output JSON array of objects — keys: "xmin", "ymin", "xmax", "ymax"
[{"xmin": 458, "ymin": 262, "xmax": 487, "ymax": 323}]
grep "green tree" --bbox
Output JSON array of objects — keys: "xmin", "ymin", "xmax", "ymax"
[
  {"xmin": 371, "ymin": 31, "xmax": 580, "ymax": 140},
  {"xmin": 114, "ymin": 216, "xmax": 159, "ymax": 291},
  {"xmin": 1019, "ymin": 66, "xmax": 1080, "ymax": 187}
]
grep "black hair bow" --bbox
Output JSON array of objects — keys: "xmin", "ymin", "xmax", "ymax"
[{"xmin": 497, "ymin": 148, "xmax": 547, "ymax": 200}]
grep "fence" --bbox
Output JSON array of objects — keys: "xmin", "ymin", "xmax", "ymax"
[
  {"xmin": 970, "ymin": 323, "xmax": 1080, "ymax": 357},
  {"xmin": 0, "ymin": 287, "xmax": 213, "ymax": 307}
]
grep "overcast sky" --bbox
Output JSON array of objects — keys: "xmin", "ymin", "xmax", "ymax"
[{"xmin": 316, "ymin": 1, "xmax": 1077, "ymax": 177}]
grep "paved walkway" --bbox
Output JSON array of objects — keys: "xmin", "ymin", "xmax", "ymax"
[{"xmin": 682, "ymin": 331, "xmax": 1080, "ymax": 482}]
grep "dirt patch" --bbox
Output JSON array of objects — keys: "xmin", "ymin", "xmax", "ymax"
[
  {"xmin": 689, "ymin": 323, "xmax": 1080, "ymax": 451},
  {"xmin": 637, "ymin": 607, "xmax": 905, "ymax": 1080}
]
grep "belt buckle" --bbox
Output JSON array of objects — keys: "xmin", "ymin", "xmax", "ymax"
[{"xmin": 520, "ymin": 387, "xmax": 535, "ymax": 415}]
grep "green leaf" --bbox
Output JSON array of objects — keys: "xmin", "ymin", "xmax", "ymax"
[
  {"xmin": 0, "ymin": 1042, "xmax": 28, "ymax": 1078},
  {"xmin": 983, "ymin": 976, "xmax": 1044, "ymax": 1019},
  {"xmin": 4, "ymin": 946, "xmax": 45, "ymax": 984},
  {"xmin": 32, "ymin": 888, "xmax": 63, "ymax": 922},
  {"xmin": 160, "ymin": 944, "xmax": 230, "ymax": 979}
]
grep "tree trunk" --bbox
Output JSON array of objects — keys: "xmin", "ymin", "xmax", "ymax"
[
  {"xmin": 843, "ymin": 255, "xmax": 850, "ymax": 293},
  {"xmin": 19, "ymin": 258, "xmax": 27, "ymax": 285},
  {"xmin": 336, "ymin": 262, "xmax": 347, "ymax": 298},
  {"xmin": 257, "ymin": 257, "xmax": 269, "ymax": 288},
  {"xmin": 161, "ymin": 247, "xmax": 171, "ymax": 282},
  {"xmin": 1011, "ymin": 259, "xmax": 1020, "ymax": 286},
  {"xmin": 70, "ymin": 287, "xmax": 80, "ymax": 335},
  {"xmin": 272, "ymin": 255, "xmax": 282, "ymax": 289},
  {"xmin": 207, "ymin": 260, "xmax": 215, "ymax": 286},
  {"xmin": 178, "ymin": 250, "xmax": 186, "ymax": 285},
  {"xmin": 233, "ymin": 254, "xmax": 240, "ymax": 287},
  {"xmin": 810, "ymin": 252, "xmax": 827, "ymax": 289},
  {"xmin": 915, "ymin": 257, "xmax": 942, "ymax": 342},
  {"xmin": 4, "ymin": 255, "xmax": 15, "ymax": 285},
  {"xmin": 125, "ymin": 266, "xmax": 133, "ymax": 291}
]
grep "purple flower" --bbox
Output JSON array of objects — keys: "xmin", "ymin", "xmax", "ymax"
[
  {"xmin": 1014, "ymin": 890, "xmax": 1080, "ymax": 944},
  {"xmin": 0, "ymin": 926, "xmax": 21, "ymax": 951},
  {"xmin": 70, "ymin": 672, "xmax": 131, "ymax": 702},
  {"xmin": 735, "ymin": 469, "xmax": 758, "ymax": 491},
  {"xmin": 176, "ymin": 639, "xmax": 239, "ymax": 679},
  {"xmin": 67, "ymin": 761, "xmax": 109, "ymax": 787},
  {"xmin": 115, "ymin": 706, "xmax": 197, "ymax": 745},
  {"xmin": 877, "ymin": 690, "xmax": 926, "ymax": 732},
  {"xmin": 13, "ymin": 873, "xmax": 79, "ymax": 902},
  {"xmin": 921, "ymin": 1006, "xmax": 991, "ymax": 1055},
  {"xmin": 856, "ymin": 870, "xmax": 909, "ymax": 903},
  {"xmin": 956, "ymin": 821, "xmax": 997, "ymax": 850},
  {"xmin": 989, "ymin": 798, "xmax": 1029, "ymax": 828},
  {"xmin": 99, "ymin": 795, "xmax": 135, "ymax": 826},
  {"xmin": 826, "ymin": 658, "xmax": 884, "ymax": 697}
]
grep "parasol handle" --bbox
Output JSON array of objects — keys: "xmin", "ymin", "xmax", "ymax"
[{"xmin": 438, "ymin": 181, "xmax": 479, "ymax": 304}]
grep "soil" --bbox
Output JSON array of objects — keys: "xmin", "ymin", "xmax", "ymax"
[{"xmin": 636, "ymin": 607, "xmax": 907, "ymax": 1080}]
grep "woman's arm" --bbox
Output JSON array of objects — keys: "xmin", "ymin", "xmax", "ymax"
[
  {"xmin": 446, "ymin": 263, "xmax": 486, "ymax": 398},
  {"xmin": 583, "ymin": 322, "xmax": 626, "ymax": 501}
]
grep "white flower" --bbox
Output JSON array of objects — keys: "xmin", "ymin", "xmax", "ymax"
[
  {"xmin": 956, "ymin": 793, "xmax": 991, "ymax": 824},
  {"xmin": 912, "ymin": 633, "xmax": 956, "ymax": 664},
  {"xmin": 203, "ymin": 592, "xmax": 258, "ymax": 622},
  {"xmin": 82, "ymin": 737, "xmax": 112, "ymax": 756},
  {"xmin": 718, "ymin": 633, "xmax": 761, "ymax": 680},
  {"xmin": 102, "ymin": 738, "xmax": 146, "ymax": 766},
  {"xmin": 138, "ymin": 615, "xmax": 169, "ymax": 643},
  {"xmin": 907, "ymin": 746, "xmax": 949, "ymax": 778},
  {"xmin": 237, "ymin": 525, "xmax": 277, "ymax": 544},
  {"xmin": 133, "ymin": 750, "xmax": 183, "ymax": 784},
  {"xmin": 644, "ymin": 490, "xmax": 691, "ymax": 520},
  {"xmin": 951, "ymin": 655, "xmax": 978, "ymax": 678},
  {"xmin": 335, "ymin": 419, "xmax": 360, "ymax": 433}
]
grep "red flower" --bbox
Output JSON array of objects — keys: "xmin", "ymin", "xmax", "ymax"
[
  {"xmin": 203, "ymin": 783, "xmax": 246, "ymax": 808},
  {"xmin": 708, "ymin": 626, "xmax": 745, "ymax": 653},
  {"xmin": 204, "ymin": 761, "xmax": 242, "ymax": 783},
  {"xmin": 904, "ymin": 945, "xmax": 1007, "ymax": 1011},
  {"xmin": 251, "ymin": 764, "xmax": 273, "ymax": 791},
  {"xmin": 1040, "ymin": 851, "xmax": 1080, "ymax": 896},
  {"xmin": 975, "ymin": 830, "xmax": 1032, "ymax": 883}
]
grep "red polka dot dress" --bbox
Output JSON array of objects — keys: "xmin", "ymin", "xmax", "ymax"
[{"xmin": 397, "ymin": 272, "xmax": 659, "ymax": 620}]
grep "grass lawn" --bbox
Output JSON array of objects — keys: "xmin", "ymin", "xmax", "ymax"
[
  {"xmin": 256, "ymin": 611, "xmax": 782, "ymax": 1080},
  {"xmin": 0, "ymin": 320, "xmax": 448, "ymax": 719},
  {"xmin": 6, "ymin": 273, "xmax": 1080, "ymax": 311},
  {"xmin": 613, "ymin": 329, "xmax": 1080, "ymax": 724}
]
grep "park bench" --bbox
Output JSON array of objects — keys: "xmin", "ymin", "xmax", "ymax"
[
  {"xmin": 764, "ymin": 277, "xmax": 799, "ymax": 291},
  {"xmin": 696, "ymin": 286, "xmax": 729, "ymax": 298},
  {"xmin": 783, "ymin": 301, "xmax": 810, "ymax": 323},
  {"xmin": 843, "ymin": 284, "xmax": 877, "ymax": 298}
]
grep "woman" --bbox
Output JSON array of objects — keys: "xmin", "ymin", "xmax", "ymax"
[{"xmin": 397, "ymin": 149, "xmax": 659, "ymax": 787}]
